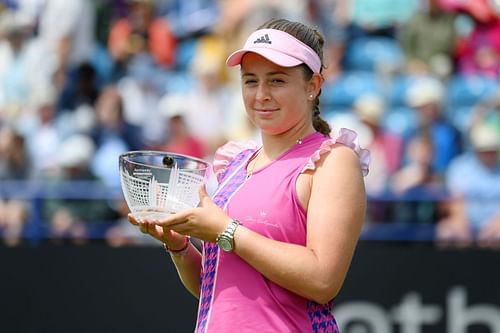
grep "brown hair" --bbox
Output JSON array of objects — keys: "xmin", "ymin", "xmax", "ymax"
[{"xmin": 257, "ymin": 18, "xmax": 331, "ymax": 136}]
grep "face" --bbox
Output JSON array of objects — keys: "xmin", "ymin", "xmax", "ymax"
[
  {"xmin": 477, "ymin": 150, "xmax": 498, "ymax": 169},
  {"xmin": 96, "ymin": 89, "xmax": 122, "ymax": 126},
  {"xmin": 240, "ymin": 53, "xmax": 320, "ymax": 136},
  {"xmin": 408, "ymin": 137, "xmax": 433, "ymax": 165},
  {"xmin": 416, "ymin": 103, "xmax": 440, "ymax": 124}
]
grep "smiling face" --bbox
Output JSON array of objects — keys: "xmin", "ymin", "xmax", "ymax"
[{"xmin": 240, "ymin": 53, "xmax": 320, "ymax": 137}]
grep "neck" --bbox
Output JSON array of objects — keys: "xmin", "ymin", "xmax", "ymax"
[{"xmin": 260, "ymin": 124, "xmax": 316, "ymax": 160}]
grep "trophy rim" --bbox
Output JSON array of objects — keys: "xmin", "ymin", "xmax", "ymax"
[{"xmin": 119, "ymin": 150, "xmax": 210, "ymax": 171}]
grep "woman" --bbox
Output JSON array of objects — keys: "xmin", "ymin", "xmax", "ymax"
[{"xmin": 129, "ymin": 18, "xmax": 370, "ymax": 332}]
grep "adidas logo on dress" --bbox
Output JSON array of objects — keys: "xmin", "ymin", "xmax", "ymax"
[{"xmin": 254, "ymin": 34, "xmax": 272, "ymax": 44}]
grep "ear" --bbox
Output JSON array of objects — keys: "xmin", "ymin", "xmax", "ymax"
[{"xmin": 307, "ymin": 73, "xmax": 323, "ymax": 99}]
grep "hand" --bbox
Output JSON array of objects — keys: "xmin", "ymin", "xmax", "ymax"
[
  {"xmin": 127, "ymin": 213, "xmax": 186, "ymax": 250},
  {"xmin": 477, "ymin": 216, "xmax": 500, "ymax": 249},
  {"xmin": 435, "ymin": 218, "xmax": 473, "ymax": 248},
  {"xmin": 151, "ymin": 185, "xmax": 231, "ymax": 242}
]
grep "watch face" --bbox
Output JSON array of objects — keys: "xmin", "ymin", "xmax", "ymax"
[{"xmin": 219, "ymin": 238, "xmax": 233, "ymax": 252}]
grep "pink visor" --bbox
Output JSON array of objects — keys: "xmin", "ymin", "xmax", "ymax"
[{"xmin": 226, "ymin": 29, "xmax": 321, "ymax": 73}]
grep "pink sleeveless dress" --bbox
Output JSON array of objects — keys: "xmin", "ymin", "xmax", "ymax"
[{"xmin": 195, "ymin": 129, "xmax": 370, "ymax": 333}]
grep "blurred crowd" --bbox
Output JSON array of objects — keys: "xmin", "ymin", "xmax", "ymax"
[{"xmin": 0, "ymin": 0, "xmax": 498, "ymax": 248}]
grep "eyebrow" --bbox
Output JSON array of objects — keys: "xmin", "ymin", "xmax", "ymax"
[{"xmin": 241, "ymin": 71, "xmax": 291, "ymax": 78}]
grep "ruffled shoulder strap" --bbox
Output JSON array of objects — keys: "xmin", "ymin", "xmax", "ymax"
[
  {"xmin": 301, "ymin": 128, "xmax": 370, "ymax": 176},
  {"xmin": 213, "ymin": 140, "xmax": 258, "ymax": 182}
]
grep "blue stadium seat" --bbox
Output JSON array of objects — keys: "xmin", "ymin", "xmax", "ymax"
[
  {"xmin": 446, "ymin": 74, "xmax": 498, "ymax": 109},
  {"xmin": 321, "ymin": 71, "xmax": 383, "ymax": 109},
  {"xmin": 447, "ymin": 105, "xmax": 474, "ymax": 133},
  {"xmin": 164, "ymin": 71, "xmax": 195, "ymax": 94},
  {"xmin": 91, "ymin": 43, "xmax": 115, "ymax": 88},
  {"xmin": 175, "ymin": 38, "xmax": 199, "ymax": 71},
  {"xmin": 387, "ymin": 74, "xmax": 432, "ymax": 107},
  {"xmin": 343, "ymin": 37, "xmax": 404, "ymax": 72},
  {"xmin": 382, "ymin": 107, "xmax": 418, "ymax": 136},
  {"xmin": 324, "ymin": 109, "xmax": 358, "ymax": 131}
]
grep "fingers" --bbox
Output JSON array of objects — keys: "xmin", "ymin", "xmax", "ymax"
[
  {"xmin": 436, "ymin": 223, "xmax": 473, "ymax": 249},
  {"xmin": 128, "ymin": 213, "xmax": 186, "ymax": 242},
  {"xmin": 137, "ymin": 220, "xmax": 166, "ymax": 238},
  {"xmin": 138, "ymin": 220, "xmax": 152, "ymax": 234},
  {"xmin": 161, "ymin": 227, "xmax": 188, "ymax": 247},
  {"xmin": 128, "ymin": 213, "xmax": 139, "ymax": 225},
  {"xmin": 198, "ymin": 185, "xmax": 211, "ymax": 207},
  {"xmin": 478, "ymin": 228, "xmax": 500, "ymax": 249},
  {"xmin": 154, "ymin": 211, "xmax": 189, "ymax": 227}
]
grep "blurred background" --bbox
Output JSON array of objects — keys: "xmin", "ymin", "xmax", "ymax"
[{"xmin": 0, "ymin": 0, "xmax": 499, "ymax": 332}]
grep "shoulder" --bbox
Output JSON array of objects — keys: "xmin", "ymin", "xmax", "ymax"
[
  {"xmin": 315, "ymin": 144, "xmax": 365, "ymax": 184},
  {"xmin": 213, "ymin": 140, "xmax": 257, "ymax": 182},
  {"xmin": 434, "ymin": 120, "xmax": 461, "ymax": 135},
  {"xmin": 302, "ymin": 128, "xmax": 370, "ymax": 177},
  {"xmin": 447, "ymin": 153, "xmax": 475, "ymax": 180}
]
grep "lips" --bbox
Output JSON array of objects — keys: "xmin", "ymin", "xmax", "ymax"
[
  {"xmin": 255, "ymin": 109, "xmax": 278, "ymax": 118},
  {"xmin": 255, "ymin": 108, "xmax": 279, "ymax": 113}
]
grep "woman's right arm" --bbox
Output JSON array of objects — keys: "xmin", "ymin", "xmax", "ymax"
[
  {"xmin": 128, "ymin": 215, "xmax": 202, "ymax": 298},
  {"xmin": 168, "ymin": 241, "xmax": 202, "ymax": 298}
]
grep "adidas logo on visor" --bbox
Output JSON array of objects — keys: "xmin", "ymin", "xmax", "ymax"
[{"xmin": 254, "ymin": 34, "xmax": 272, "ymax": 44}]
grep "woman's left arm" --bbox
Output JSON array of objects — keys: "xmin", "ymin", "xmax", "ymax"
[{"xmin": 234, "ymin": 145, "xmax": 366, "ymax": 304}]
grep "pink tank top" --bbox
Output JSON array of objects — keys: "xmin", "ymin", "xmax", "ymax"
[{"xmin": 196, "ymin": 129, "xmax": 370, "ymax": 333}]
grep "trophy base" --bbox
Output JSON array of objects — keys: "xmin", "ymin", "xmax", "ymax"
[{"xmin": 133, "ymin": 209, "xmax": 175, "ymax": 221}]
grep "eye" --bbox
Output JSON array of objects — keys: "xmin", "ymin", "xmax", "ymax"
[
  {"xmin": 243, "ymin": 78, "xmax": 257, "ymax": 85},
  {"xmin": 270, "ymin": 78, "xmax": 285, "ymax": 85}
]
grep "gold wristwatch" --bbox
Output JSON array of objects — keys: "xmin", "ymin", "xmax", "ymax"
[{"xmin": 216, "ymin": 219, "xmax": 240, "ymax": 252}]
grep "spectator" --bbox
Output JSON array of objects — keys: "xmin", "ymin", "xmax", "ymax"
[
  {"xmin": 42, "ymin": 134, "xmax": 117, "ymax": 244},
  {"xmin": 391, "ymin": 133, "xmax": 438, "ymax": 195},
  {"xmin": 158, "ymin": 35, "xmax": 233, "ymax": 156},
  {"xmin": 398, "ymin": 0, "xmax": 457, "ymax": 78},
  {"xmin": 390, "ymin": 131, "xmax": 447, "ymax": 224},
  {"xmin": 307, "ymin": 0, "xmax": 349, "ymax": 80},
  {"xmin": 436, "ymin": 122, "xmax": 500, "ymax": 248},
  {"xmin": 90, "ymin": 85, "xmax": 143, "ymax": 189},
  {"xmin": 0, "ymin": 9, "xmax": 50, "ymax": 123},
  {"xmin": 0, "ymin": 125, "xmax": 30, "ymax": 246},
  {"xmin": 91, "ymin": 85, "xmax": 143, "ymax": 151},
  {"xmin": 108, "ymin": 0, "xmax": 176, "ymax": 77},
  {"xmin": 352, "ymin": 93, "xmax": 403, "ymax": 195},
  {"xmin": 0, "ymin": 125, "xmax": 30, "ymax": 180},
  {"xmin": 443, "ymin": 0, "xmax": 500, "ymax": 77},
  {"xmin": 160, "ymin": 0, "xmax": 220, "ymax": 41},
  {"xmin": 405, "ymin": 76, "xmax": 462, "ymax": 176},
  {"xmin": 345, "ymin": 93, "xmax": 403, "ymax": 224},
  {"xmin": 343, "ymin": 0, "xmax": 418, "ymax": 39},
  {"xmin": 37, "ymin": 0, "xmax": 96, "ymax": 91},
  {"xmin": 109, "ymin": 0, "xmax": 177, "ymax": 146},
  {"xmin": 159, "ymin": 108, "xmax": 206, "ymax": 159},
  {"xmin": 57, "ymin": 62, "xmax": 99, "ymax": 113},
  {"xmin": 22, "ymin": 85, "xmax": 62, "ymax": 178},
  {"xmin": 457, "ymin": 19, "xmax": 500, "ymax": 78}
]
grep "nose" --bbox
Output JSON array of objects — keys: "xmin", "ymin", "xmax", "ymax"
[{"xmin": 255, "ymin": 82, "xmax": 271, "ymax": 102}]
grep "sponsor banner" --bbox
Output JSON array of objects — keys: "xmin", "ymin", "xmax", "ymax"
[
  {"xmin": 1, "ymin": 243, "xmax": 498, "ymax": 333},
  {"xmin": 335, "ymin": 242, "xmax": 500, "ymax": 333}
]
